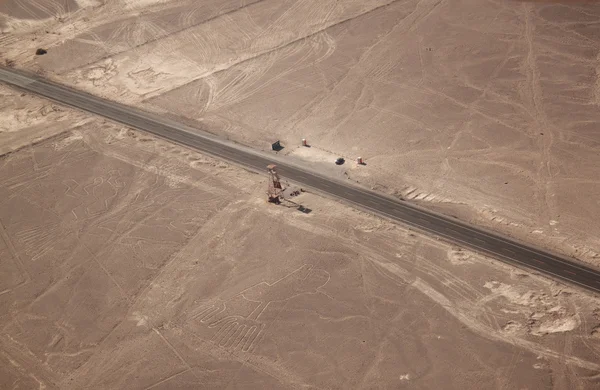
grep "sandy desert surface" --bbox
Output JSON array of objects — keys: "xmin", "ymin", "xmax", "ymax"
[
  {"xmin": 2, "ymin": 0, "xmax": 600, "ymax": 388},
  {"xmin": 0, "ymin": 91, "xmax": 599, "ymax": 389},
  {"xmin": 1, "ymin": 0, "xmax": 600, "ymax": 268}
]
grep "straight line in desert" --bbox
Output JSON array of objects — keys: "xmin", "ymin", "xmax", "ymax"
[{"xmin": 138, "ymin": 0, "xmax": 403, "ymax": 101}]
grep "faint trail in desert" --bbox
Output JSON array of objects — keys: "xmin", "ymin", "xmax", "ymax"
[
  {"xmin": 522, "ymin": 3, "xmax": 556, "ymax": 228},
  {"xmin": 554, "ymin": 22, "xmax": 599, "ymax": 47},
  {"xmin": 502, "ymin": 348, "xmax": 524, "ymax": 388},
  {"xmin": 353, "ymin": 0, "xmax": 444, "ymax": 80},
  {"xmin": 102, "ymin": 21, "xmax": 132, "ymax": 52},
  {"xmin": 578, "ymin": 308, "xmax": 600, "ymax": 359},
  {"xmin": 286, "ymin": 0, "xmax": 443, "ymax": 135},
  {"xmin": 143, "ymin": 368, "xmax": 190, "ymax": 390},
  {"xmin": 331, "ymin": 230, "xmax": 485, "ymax": 307},
  {"xmin": 370, "ymin": 102, "xmax": 439, "ymax": 133},
  {"xmin": 210, "ymin": 33, "xmax": 335, "ymax": 110},
  {"xmin": 277, "ymin": 212, "xmax": 600, "ymax": 370},
  {"xmin": 145, "ymin": 0, "xmax": 402, "ymax": 100},
  {"xmin": 559, "ymin": 314, "xmax": 577, "ymax": 381},
  {"xmin": 410, "ymin": 278, "xmax": 600, "ymax": 371},
  {"xmin": 152, "ymin": 327, "xmax": 201, "ymax": 381},
  {"xmin": 177, "ymin": 2, "xmax": 201, "ymax": 29},
  {"xmin": 89, "ymin": 187, "xmax": 191, "ymax": 255},
  {"xmin": 0, "ymin": 216, "xmax": 31, "ymax": 282},
  {"xmin": 453, "ymin": 23, "xmax": 522, "ymax": 127},
  {"xmin": 1, "ymin": 334, "xmax": 60, "ymax": 388},
  {"xmin": 56, "ymin": 0, "xmax": 266, "ymax": 74},
  {"xmin": 13, "ymin": 0, "xmax": 53, "ymax": 20},
  {"xmin": 185, "ymin": 325, "xmax": 308, "ymax": 389},
  {"xmin": 457, "ymin": 157, "xmax": 535, "ymax": 179},
  {"xmin": 415, "ymin": 83, "xmax": 527, "ymax": 133},
  {"xmin": 281, "ymin": 208, "xmax": 485, "ymax": 305},
  {"xmin": 595, "ymin": 52, "xmax": 600, "ymax": 106},
  {"xmin": 0, "ymin": 33, "xmax": 20, "ymax": 47},
  {"xmin": 252, "ymin": 0, "xmax": 316, "ymax": 42},
  {"xmin": 354, "ymin": 305, "xmax": 409, "ymax": 389},
  {"xmin": 413, "ymin": 241, "xmax": 483, "ymax": 302},
  {"xmin": 377, "ymin": 255, "xmax": 480, "ymax": 310},
  {"xmin": 126, "ymin": 19, "xmax": 169, "ymax": 52},
  {"xmin": 82, "ymin": 241, "xmax": 129, "ymax": 300},
  {"xmin": 124, "ymin": 198, "xmax": 236, "ymax": 329},
  {"xmin": 44, "ymin": 347, "xmax": 95, "ymax": 369}
]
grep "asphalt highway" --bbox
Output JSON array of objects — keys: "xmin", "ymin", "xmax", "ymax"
[{"xmin": 1, "ymin": 66, "xmax": 599, "ymax": 294}]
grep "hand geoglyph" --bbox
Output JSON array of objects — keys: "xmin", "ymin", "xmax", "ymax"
[{"xmin": 193, "ymin": 264, "xmax": 330, "ymax": 352}]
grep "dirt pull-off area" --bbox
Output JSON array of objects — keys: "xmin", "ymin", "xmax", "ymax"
[
  {"xmin": 0, "ymin": 95, "xmax": 599, "ymax": 388},
  {"xmin": 2, "ymin": 0, "xmax": 600, "ymax": 269}
]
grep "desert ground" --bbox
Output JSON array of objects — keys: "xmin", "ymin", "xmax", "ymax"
[
  {"xmin": 2, "ymin": 0, "xmax": 600, "ymax": 389},
  {"xmin": 0, "ymin": 88, "xmax": 600, "ymax": 389},
  {"xmin": 1, "ymin": 0, "xmax": 600, "ymax": 268}
]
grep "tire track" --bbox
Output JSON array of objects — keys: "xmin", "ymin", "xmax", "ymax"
[
  {"xmin": 284, "ymin": 0, "xmax": 443, "ymax": 139},
  {"xmin": 523, "ymin": 3, "xmax": 558, "ymax": 231},
  {"xmin": 57, "ymin": 0, "xmax": 266, "ymax": 74},
  {"xmin": 137, "ymin": 0, "xmax": 401, "ymax": 101}
]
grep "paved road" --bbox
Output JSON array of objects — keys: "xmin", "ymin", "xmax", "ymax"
[{"xmin": 1, "ymin": 66, "xmax": 599, "ymax": 294}]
